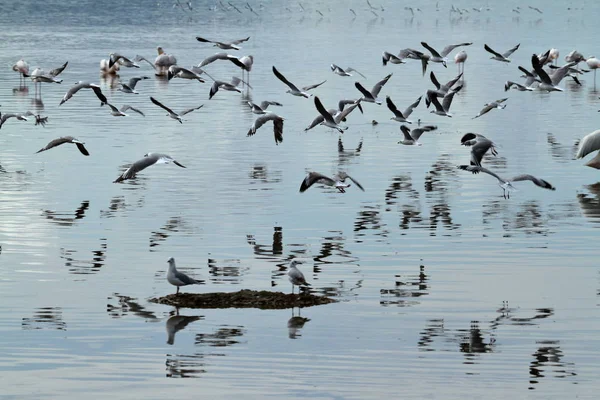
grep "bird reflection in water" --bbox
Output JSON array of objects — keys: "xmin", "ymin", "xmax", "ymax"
[
  {"xmin": 22, "ymin": 307, "xmax": 67, "ymax": 331},
  {"xmin": 165, "ymin": 354, "xmax": 206, "ymax": 378},
  {"xmin": 248, "ymin": 163, "xmax": 282, "ymax": 189},
  {"xmin": 528, "ymin": 340, "xmax": 577, "ymax": 390},
  {"xmin": 354, "ymin": 204, "xmax": 390, "ymax": 242},
  {"xmin": 577, "ymin": 182, "xmax": 600, "ymax": 221},
  {"xmin": 458, "ymin": 321, "xmax": 496, "ymax": 358},
  {"xmin": 43, "ymin": 200, "xmax": 90, "ymax": 226},
  {"xmin": 481, "ymin": 201, "xmax": 551, "ymax": 236},
  {"xmin": 61, "ymin": 238, "xmax": 107, "ymax": 275},
  {"xmin": 546, "ymin": 133, "xmax": 576, "ymax": 163},
  {"xmin": 247, "ymin": 226, "xmax": 283, "ymax": 257},
  {"xmin": 149, "ymin": 216, "xmax": 190, "ymax": 250},
  {"xmin": 380, "ymin": 263, "xmax": 428, "ymax": 307},
  {"xmin": 337, "ymin": 136, "xmax": 363, "ymax": 166},
  {"xmin": 166, "ymin": 308, "xmax": 203, "ymax": 345},
  {"xmin": 106, "ymin": 293, "xmax": 158, "ymax": 321},
  {"xmin": 288, "ymin": 308, "xmax": 310, "ymax": 339},
  {"xmin": 207, "ymin": 258, "xmax": 247, "ymax": 284},
  {"xmin": 195, "ymin": 325, "xmax": 246, "ymax": 347}
]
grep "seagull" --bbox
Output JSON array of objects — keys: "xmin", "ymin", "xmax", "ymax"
[
  {"xmin": 113, "ymin": 153, "xmax": 186, "ymax": 183},
  {"xmin": 195, "ymin": 36, "xmax": 250, "ymax": 50},
  {"xmin": 247, "ymin": 100, "xmax": 283, "ymax": 114},
  {"xmin": 288, "ymin": 260, "xmax": 310, "ymax": 294},
  {"xmin": 167, "ymin": 66, "xmax": 205, "ymax": 82},
  {"xmin": 25, "ymin": 62, "xmax": 68, "ymax": 94},
  {"xmin": 425, "ymin": 71, "xmax": 463, "ymax": 106},
  {"xmin": 166, "ymin": 257, "xmax": 204, "ymax": 295},
  {"xmin": 313, "ymin": 96, "xmax": 352, "ymax": 133},
  {"xmin": 197, "ymin": 52, "xmax": 243, "ymax": 68},
  {"xmin": 398, "ymin": 124, "xmax": 437, "ymax": 146},
  {"xmin": 108, "ymin": 53, "xmax": 139, "ymax": 69},
  {"xmin": 460, "ymin": 133, "xmax": 498, "ymax": 166},
  {"xmin": 458, "ymin": 165, "xmax": 555, "ymax": 199},
  {"xmin": 299, "ymin": 171, "xmax": 364, "ymax": 193},
  {"xmin": 227, "ymin": 55, "xmax": 254, "ymax": 84},
  {"xmin": 420, "ymin": 42, "xmax": 472, "ymax": 68},
  {"xmin": 0, "ymin": 112, "xmax": 28, "ymax": 129},
  {"xmin": 484, "ymin": 43, "xmax": 520, "ymax": 63},
  {"xmin": 59, "ymin": 82, "xmax": 107, "ymax": 106},
  {"xmin": 36, "ymin": 136, "xmax": 90, "ymax": 156},
  {"xmin": 504, "ymin": 66, "xmax": 536, "ymax": 91},
  {"xmin": 576, "ymin": 129, "xmax": 600, "ymax": 169},
  {"xmin": 330, "ymin": 64, "xmax": 366, "ymax": 78},
  {"xmin": 386, "ymin": 95, "xmax": 422, "ymax": 123},
  {"xmin": 149, "ymin": 96, "xmax": 203, "ymax": 123},
  {"xmin": 272, "ymin": 66, "xmax": 326, "ymax": 98},
  {"xmin": 304, "ymin": 100, "xmax": 361, "ymax": 132},
  {"xmin": 428, "ymin": 86, "xmax": 461, "ymax": 117},
  {"xmin": 354, "ymin": 73, "xmax": 392, "ymax": 104},
  {"xmin": 209, "ymin": 76, "xmax": 243, "ymax": 99},
  {"xmin": 117, "ymin": 76, "xmax": 150, "ymax": 94},
  {"xmin": 247, "ymin": 113, "xmax": 285, "ymax": 144},
  {"xmin": 23, "ymin": 111, "xmax": 49, "ymax": 127},
  {"xmin": 531, "ymin": 54, "xmax": 574, "ymax": 92},
  {"xmin": 472, "ymin": 98, "xmax": 508, "ymax": 119},
  {"xmin": 454, "ymin": 50, "xmax": 468, "ymax": 74},
  {"xmin": 105, "ymin": 103, "xmax": 144, "ymax": 117},
  {"xmin": 382, "ymin": 51, "xmax": 406, "ymax": 66}
]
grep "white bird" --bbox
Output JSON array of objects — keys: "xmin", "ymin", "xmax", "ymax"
[
  {"xmin": 227, "ymin": 55, "xmax": 254, "ymax": 85},
  {"xmin": 59, "ymin": 81, "xmax": 107, "ymax": 106},
  {"xmin": 108, "ymin": 53, "xmax": 139, "ymax": 69},
  {"xmin": 153, "ymin": 47, "xmax": 177, "ymax": 76},
  {"xmin": 299, "ymin": 171, "xmax": 364, "ymax": 193},
  {"xmin": 114, "ymin": 153, "xmax": 186, "ymax": 183},
  {"xmin": 586, "ymin": 56, "xmax": 600, "ymax": 84},
  {"xmin": 272, "ymin": 66, "xmax": 326, "ymax": 98},
  {"xmin": 287, "ymin": 260, "xmax": 310, "ymax": 294},
  {"xmin": 195, "ymin": 36, "xmax": 250, "ymax": 50},
  {"xmin": 330, "ymin": 64, "xmax": 366, "ymax": 78},
  {"xmin": 36, "ymin": 136, "xmax": 90, "ymax": 156},
  {"xmin": 118, "ymin": 76, "xmax": 150, "ymax": 94},
  {"xmin": 454, "ymin": 50, "xmax": 468, "ymax": 74},
  {"xmin": 472, "ymin": 98, "xmax": 508, "ymax": 119},
  {"xmin": 0, "ymin": 112, "xmax": 28, "ymax": 129},
  {"xmin": 565, "ymin": 50, "xmax": 586, "ymax": 64},
  {"xmin": 12, "ymin": 59, "xmax": 30, "ymax": 84},
  {"xmin": 149, "ymin": 96, "xmax": 203, "ymax": 123},
  {"xmin": 247, "ymin": 100, "xmax": 283, "ymax": 114},
  {"xmin": 428, "ymin": 86, "xmax": 461, "ymax": 117},
  {"xmin": 576, "ymin": 129, "xmax": 600, "ymax": 169},
  {"xmin": 386, "ymin": 95, "xmax": 422, "ymax": 123},
  {"xmin": 398, "ymin": 124, "xmax": 437, "ymax": 146},
  {"xmin": 166, "ymin": 257, "xmax": 204, "ymax": 295},
  {"xmin": 247, "ymin": 113, "xmax": 285, "ymax": 144},
  {"xmin": 354, "ymin": 73, "xmax": 392, "ymax": 104},
  {"xmin": 458, "ymin": 165, "xmax": 555, "ymax": 199},
  {"xmin": 484, "ymin": 43, "xmax": 520, "ymax": 62},
  {"xmin": 460, "ymin": 133, "xmax": 498, "ymax": 166}
]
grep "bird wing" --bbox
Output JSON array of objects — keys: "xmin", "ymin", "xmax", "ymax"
[
  {"xmin": 330, "ymin": 63, "xmax": 342, "ymax": 72},
  {"xmin": 48, "ymin": 61, "xmax": 68, "ymax": 77},
  {"xmin": 226, "ymin": 55, "xmax": 246, "ymax": 69},
  {"xmin": 531, "ymin": 54, "xmax": 552, "ymax": 84},
  {"xmin": 75, "ymin": 142, "xmax": 90, "ymax": 156},
  {"xmin": 90, "ymin": 85, "xmax": 107, "ymax": 105},
  {"xmin": 260, "ymin": 100, "xmax": 283, "ymax": 109},
  {"xmin": 440, "ymin": 42, "xmax": 472, "ymax": 57},
  {"xmin": 470, "ymin": 139, "xmax": 495, "ymax": 166},
  {"xmin": 302, "ymin": 80, "xmax": 327, "ymax": 91},
  {"xmin": 502, "ymin": 43, "xmax": 520, "ymax": 58},
  {"xmin": 345, "ymin": 174, "xmax": 365, "ymax": 191},
  {"xmin": 272, "ymin": 66, "xmax": 301, "ymax": 92},
  {"xmin": 370, "ymin": 73, "xmax": 392, "ymax": 97},
  {"xmin": 134, "ymin": 55, "xmax": 156, "ymax": 69},
  {"xmin": 484, "ymin": 44, "xmax": 504, "ymax": 58},
  {"xmin": 199, "ymin": 52, "xmax": 229, "ymax": 67},
  {"xmin": 355, "ymin": 81, "xmax": 373, "ymax": 99},
  {"xmin": 273, "ymin": 117, "xmax": 284, "ymax": 144},
  {"xmin": 121, "ymin": 105, "xmax": 145, "ymax": 116},
  {"xmin": 300, "ymin": 172, "xmax": 335, "ymax": 192},
  {"xmin": 334, "ymin": 103, "xmax": 359, "ymax": 124},
  {"xmin": 314, "ymin": 96, "xmax": 337, "ymax": 124},
  {"xmin": 36, "ymin": 136, "xmax": 74, "ymax": 153},
  {"xmin": 345, "ymin": 67, "xmax": 366, "ymax": 79},
  {"xmin": 430, "ymin": 71, "xmax": 441, "ymax": 89},
  {"xmin": 518, "ymin": 66, "xmax": 535, "ymax": 77},
  {"xmin": 248, "ymin": 113, "xmax": 279, "ymax": 137},
  {"xmin": 231, "ymin": 36, "xmax": 250, "ymax": 45},
  {"xmin": 550, "ymin": 62, "xmax": 576, "ymax": 85},
  {"xmin": 114, "ymin": 155, "xmax": 159, "ymax": 182},
  {"xmin": 150, "ymin": 96, "xmax": 177, "ymax": 115},
  {"xmin": 386, "ymin": 96, "xmax": 404, "ymax": 118},
  {"xmin": 402, "ymin": 95, "xmax": 422, "ymax": 118},
  {"xmin": 304, "ymin": 114, "xmax": 325, "ymax": 131},
  {"xmin": 458, "ymin": 165, "xmax": 505, "ymax": 183},
  {"xmin": 180, "ymin": 104, "xmax": 204, "ymax": 116},
  {"xmin": 400, "ymin": 125, "xmax": 414, "ymax": 141},
  {"xmin": 576, "ymin": 130, "xmax": 600, "ymax": 159},
  {"xmin": 511, "ymin": 175, "xmax": 555, "ymax": 190},
  {"xmin": 443, "ymin": 73, "xmax": 463, "ymax": 91},
  {"xmin": 421, "ymin": 42, "xmax": 442, "ymax": 58},
  {"xmin": 195, "ymin": 36, "xmax": 214, "ymax": 44},
  {"xmin": 106, "ymin": 103, "xmax": 119, "ymax": 113},
  {"xmin": 428, "ymin": 93, "xmax": 445, "ymax": 113},
  {"xmin": 442, "ymin": 91, "xmax": 457, "ymax": 112},
  {"xmin": 128, "ymin": 76, "xmax": 148, "ymax": 89},
  {"xmin": 472, "ymin": 104, "xmax": 493, "ymax": 119},
  {"xmin": 209, "ymin": 81, "xmax": 221, "ymax": 99},
  {"xmin": 59, "ymin": 82, "xmax": 88, "ymax": 105}
]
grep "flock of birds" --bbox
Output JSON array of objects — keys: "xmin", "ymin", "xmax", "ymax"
[{"xmin": 6, "ymin": 10, "xmax": 600, "ymax": 296}]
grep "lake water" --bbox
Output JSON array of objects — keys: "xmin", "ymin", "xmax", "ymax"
[{"xmin": 1, "ymin": 0, "xmax": 599, "ymax": 398}]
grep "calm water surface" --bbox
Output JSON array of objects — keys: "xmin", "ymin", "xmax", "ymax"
[{"xmin": 1, "ymin": 1, "xmax": 599, "ymax": 398}]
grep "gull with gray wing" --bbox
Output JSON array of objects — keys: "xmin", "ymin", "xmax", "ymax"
[
  {"xmin": 113, "ymin": 153, "xmax": 186, "ymax": 183},
  {"xmin": 458, "ymin": 165, "xmax": 555, "ymax": 199},
  {"xmin": 166, "ymin": 257, "xmax": 204, "ymax": 295},
  {"xmin": 36, "ymin": 136, "xmax": 89, "ymax": 156},
  {"xmin": 299, "ymin": 171, "xmax": 364, "ymax": 193}
]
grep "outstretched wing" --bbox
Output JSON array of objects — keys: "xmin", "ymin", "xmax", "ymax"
[
  {"xmin": 440, "ymin": 42, "xmax": 472, "ymax": 57},
  {"xmin": 402, "ymin": 95, "xmax": 422, "ymax": 118},
  {"xmin": 180, "ymin": 104, "xmax": 204, "ymax": 116},
  {"xmin": 371, "ymin": 73, "xmax": 392, "ymax": 97},
  {"xmin": 121, "ymin": 105, "xmax": 145, "ymax": 116},
  {"xmin": 302, "ymin": 80, "xmax": 327, "ymax": 91},
  {"xmin": 386, "ymin": 96, "xmax": 404, "ymax": 118},
  {"xmin": 502, "ymin": 43, "xmax": 520, "ymax": 58},
  {"xmin": 346, "ymin": 174, "xmax": 365, "ymax": 191},
  {"xmin": 272, "ymin": 66, "xmax": 301, "ymax": 92},
  {"xmin": 484, "ymin": 44, "xmax": 503, "ymax": 58},
  {"xmin": 300, "ymin": 172, "xmax": 335, "ymax": 193},
  {"xmin": 150, "ymin": 96, "xmax": 177, "ymax": 115},
  {"xmin": 314, "ymin": 96, "xmax": 337, "ymax": 124},
  {"xmin": 421, "ymin": 42, "xmax": 442, "ymax": 58},
  {"xmin": 511, "ymin": 174, "xmax": 555, "ymax": 190}
]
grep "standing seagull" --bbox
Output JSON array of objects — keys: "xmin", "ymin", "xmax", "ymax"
[
  {"xmin": 386, "ymin": 95, "xmax": 422, "ymax": 123},
  {"xmin": 195, "ymin": 36, "xmax": 250, "ymax": 50},
  {"xmin": 113, "ymin": 153, "xmax": 186, "ymax": 183},
  {"xmin": 299, "ymin": 171, "xmax": 364, "ymax": 193},
  {"xmin": 457, "ymin": 165, "xmax": 555, "ymax": 199},
  {"xmin": 36, "ymin": 136, "xmax": 90, "ymax": 156},
  {"xmin": 484, "ymin": 43, "xmax": 520, "ymax": 63},
  {"xmin": 149, "ymin": 96, "xmax": 203, "ymax": 123},
  {"xmin": 247, "ymin": 113, "xmax": 285, "ymax": 144},
  {"xmin": 288, "ymin": 260, "xmax": 310, "ymax": 294},
  {"xmin": 398, "ymin": 124, "xmax": 438, "ymax": 146},
  {"xmin": 472, "ymin": 98, "xmax": 508, "ymax": 119},
  {"xmin": 354, "ymin": 73, "xmax": 392, "ymax": 104},
  {"xmin": 166, "ymin": 257, "xmax": 204, "ymax": 295},
  {"xmin": 59, "ymin": 82, "xmax": 107, "ymax": 106},
  {"xmin": 272, "ymin": 66, "xmax": 326, "ymax": 98},
  {"xmin": 576, "ymin": 129, "xmax": 600, "ymax": 169},
  {"xmin": 460, "ymin": 133, "xmax": 498, "ymax": 166}
]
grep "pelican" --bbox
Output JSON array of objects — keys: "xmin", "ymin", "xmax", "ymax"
[
  {"xmin": 247, "ymin": 113, "xmax": 285, "ymax": 144},
  {"xmin": 114, "ymin": 153, "xmax": 186, "ymax": 183},
  {"xmin": 154, "ymin": 47, "xmax": 177, "ymax": 76},
  {"xmin": 36, "ymin": 136, "xmax": 89, "ymax": 156},
  {"xmin": 472, "ymin": 98, "xmax": 508, "ymax": 119},
  {"xmin": 299, "ymin": 171, "xmax": 364, "ymax": 193},
  {"xmin": 484, "ymin": 43, "xmax": 520, "ymax": 63},
  {"xmin": 288, "ymin": 260, "xmax": 310, "ymax": 294},
  {"xmin": 458, "ymin": 165, "xmax": 555, "ymax": 199},
  {"xmin": 272, "ymin": 66, "xmax": 326, "ymax": 98},
  {"xmin": 386, "ymin": 95, "xmax": 421, "ymax": 123},
  {"xmin": 149, "ymin": 96, "xmax": 203, "ymax": 123},
  {"xmin": 166, "ymin": 257, "xmax": 204, "ymax": 295},
  {"xmin": 398, "ymin": 124, "xmax": 438, "ymax": 146},
  {"xmin": 354, "ymin": 73, "xmax": 392, "ymax": 104},
  {"xmin": 195, "ymin": 36, "xmax": 250, "ymax": 50},
  {"xmin": 576, "ymin": 129, "xmax": 600, "ymax": 169}
]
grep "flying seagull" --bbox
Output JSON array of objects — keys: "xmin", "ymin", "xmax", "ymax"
[
  {"xmin": 330, "ymin": 64, "xmax": 366, "ymax": 78},
  {"xmin": 382, "ymin": 51, "xmax": 406, "ymax": 66},
  {"xmin": 460, "ymin": 133, "xmax": 498, "ymax": 166},
  {"xmin": 105, "ymin": 103, "xmax": 145, "ymax": 117},
  {"xmin": 504, "ymin": 66, "xmax": 537, "ymax": 91},
  {"xmin": 299, "ymin": 171, "xmax": 364, "ymax": 193},
  {"xmin": 114, "ymin": 153, "xmax": 186, "ymax": 183},
  {"xmin": 36, "ymin": 136, "xmax": 90, "ymax": 156},
  {"xmin": 167, "ymin": 66, "xmax": 205, "ymax": 82},
  {"xmin": 59, "ymin": 81, "xmax": 107, "ymax": 106},
  {"xmin": 149, "ymin": 96, "xmax": 203, "ymax": 123},
  {"xmin": 386, "ymin": 95, "xmax": 422, "ymax": 123},
  {"xmin": 313, "ymin": 96, "xmax": 353, "ymax": 133},
  {"xmin": 484, "ymin": 43, "xmax": 520, "ymax": 63},
  {"xmin": 166, "ymin": 257, "xmax": 204, "ymax": 295},
  {"xmin": 272, "ymin": 66, "xmax": 326, "ymax": 98},
  {"xmin": 472, "ymin": 98, "xmax": 508, "ymax": 119},
  {"xmin": 354, "ymin": 73, "xmax": 392, "ymax": 104},
  {"xmin": 247, "ymin": 113, "xmax": 285, "ymax": 144},
  {"xmin": 209, "ymin": 76, "xmax": 243, "ymax": 99},
  {"xmin": 398, "ymin": 124, "xmax": 438, "ymax": 146},
  {"xmin": 195, "ymin": 36, "xmax": 250, "ymax": 50},
  {"xmin": 108, "ymin": 53, "xmax": 139, "ymax": 69},
  {"xmin": 457, "ymin": 165, "xmax": 555, "ymax": 199},
  {"xmin": 531, "ymin": 54, "xmax": 575, "ymax": 92},
  {"xmin": 428, "ymin": 86, "xmax": 462, "ymax": 117},
  {"xmin": 0, "ymin": 112, "xmax": 28, "ymax": 129},
  {"xmin": 247, "ymin": 100, "xmax": 283, "ymax": 114},
  {"xmin": 420, "ymin": 41, "xmax": 473, "ymax": 67},
  {"xmin": 288, "ymin": 260, "xmax": 310, "ymax": 294},
  {"xmin": 118, "ymin": 76, "xmax": 150, "ymax": 94}
]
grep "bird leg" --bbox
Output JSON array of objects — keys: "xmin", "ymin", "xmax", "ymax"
[
  {"xmin": 176, "ymin": 286, "xmax": 180, "ymax": 295},
  {"xmin": 337, "ymin": 187, "xmax": 346, "ymax": 193}
]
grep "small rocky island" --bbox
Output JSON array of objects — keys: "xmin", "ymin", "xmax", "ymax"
[{"xmin": 150, "ymin": 289, "xmax": 336, "ymax": 309}]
